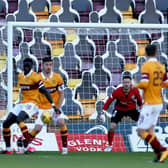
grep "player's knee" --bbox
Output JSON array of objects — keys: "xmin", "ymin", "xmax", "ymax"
[
  {"xmin": 34, "ymin": 124, "xmax": 42, "ymax": 133},
  {"xmin": 57, "ymin": 118, "xmax": 65, "ymax": 127},
  {"xmin": 109, "ymin": 123, "xmax": 116, "ymax": 131},
  {"xmin": 16, "ymin": 111, "xmax": 29, "ymax": 123},
  {"xmin": 3, "ymin": 113, "xmax": 17, "ymax": 128},
  {"xmin": 137, "ymin": 129, "xmax": 142, "ymax": 137}
]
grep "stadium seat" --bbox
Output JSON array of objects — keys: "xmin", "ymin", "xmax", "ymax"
[
  {"xmin": 60, "ymin": 42, "xmax": 82, "ymax": 79},
  {"xmin": 16, "ymin": 42, "xmax": 39, "ymax": 72},
  {"xmin": 29, "ymin": 0, "xmax": 51, "ymax": 22},
  {"xmin": 105, "ymin": 86, "xmax": 116, "ymax": 115},
  {"xmin": 0, "ymin": 0, "xmax": 8, "ymax": 20},
  {"xmin": 151, "ymin": 40, "xmax": 168, "ymax": 72},
  {"xmin": 75, "ymin": 28, "xmax": 95, "ymax": 70},
  {"xmin": 29, "ymin": 29, "xmax": 52, "ymax": 71},
  {"xmin": 44, "ymin": 14, "xmax": 66, "ymax": 57},
  {"xmin": 14, "ymin": 0, "xmax": 36, "ymax": 22},
  {"xmin": 116, "ymin": 0, "xmax": 137, "ymax": 23},
  {"xmin": 0, "ymin": 74, "xmax": 7, "ymax": 118},
  {"xmin": 71, "ymin": 0, "xmax": 93, "ymax": 22},
  {"xmin": 8, "ymin": 0, "xmax": 18, "ymax": 13},
  {"xmin": 74, "ymin": 71, "xmax": 99, "ymax": 118},
  {"xmin": 61, "ymin": 87, "xmax": 84, "ymax": 119},
  {"xmin": 0, "ymin": 28, "xmax": 7, "ymax": 72},
  {"xmin": 116, "ymin": 28, "xmax": 138, "ymax": 65},
  {"xmin": 99, "ymin": 0, "xmax": 122, "ymax": 23},
  {"xmin": 138, "ymin": 0, "xmax": 164, "ymax": 24},
  {"xmin": 91, "ymin": 55, "xmax": 112, "ymax": 91},
  {"xmin": 52, "ymin": 56, "xmax": 69, "ymax": 87},
  {"xmin": 88, "ymin": 11, "xmax": 109, "ymax": 56},
  {"xmin": 51, "ymin": 0, "xmax": 61, "ymax": 13},
  {"xmin": 131, "ymin": 30, "xmax": 151, "ymax": 57},
  {"xmin": 103, "ymin": 41, "xmax": 125, "ymax": 87},
  {"xmin": 132, "ymin": 56, "xmax": 146, "ymax": 83}
]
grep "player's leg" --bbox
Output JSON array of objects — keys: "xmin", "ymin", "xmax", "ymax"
[
  {"xmin": 137, "ymin": 105, "xmax": 168, "ymax": 162},
  {"xmin": 105, "ymin": 110, "xmax": 123, "ymax": 152},
  {"xmin": 56, "ymin": 114, "xmax": 68, "ymax": 155},
  {"xmin": 2, "ymin": 113, "xmax": 17, "ymax": 154},
  {"xmin": 16, "ymin": 110, "xmax": 31, "ymax": 149}
]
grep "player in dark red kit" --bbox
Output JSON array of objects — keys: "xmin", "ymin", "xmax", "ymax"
[{"xmin": 102, "ymin": 71, "xmax": 142, "ymax": 152}]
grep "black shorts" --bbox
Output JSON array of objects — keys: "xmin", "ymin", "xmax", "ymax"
[{"xmin": 111, "ymin": 109, "xmax": 140, "ymax": 124}]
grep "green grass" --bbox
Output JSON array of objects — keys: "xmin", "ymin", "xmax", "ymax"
[{"xmin": 0, "ymin": 152, "xmax": 167, "ymax": 168}]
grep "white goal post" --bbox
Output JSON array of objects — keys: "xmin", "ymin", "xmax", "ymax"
[{"xmin": 3, "ymin": 22, "xmax": 168, "ymax": 152}]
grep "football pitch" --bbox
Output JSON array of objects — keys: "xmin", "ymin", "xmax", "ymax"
[{"xmin": 0, "ymin": 152, "xmax": 167, "ymax": 168}]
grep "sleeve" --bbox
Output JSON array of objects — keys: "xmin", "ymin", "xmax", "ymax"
[
  {"xmin": 57, "ymin": 74, "xmax": 64, "ymax": 91},
  {"xmin": 135, "ymin": 89, "xmax": 143, "ymax": 107},
  {"xmin": 34, "ymin": 73, "xmax": 44, "ymax": 88},
  {"xmin": 103, "ymin": 91, "xmax": 116, "ymax": 111},
  {"xmin": 134, "ymin": 64, "xmax": 149, "ymax": 89}
]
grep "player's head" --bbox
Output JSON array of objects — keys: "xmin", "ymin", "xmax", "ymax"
[
  {"xmin": 122, "ymin": 71, "xmax": 132, "ymax": 90},
  {"xmin": 42, "ymin": 57, "xmax": 53, "ymax": 74},
  {"xmin": 145, "ymin": 44, "xmax": 157, "ymax": 57},
  {"xmin": 23, "ymin": 58, "xmax": 33, "ymax": 75}
]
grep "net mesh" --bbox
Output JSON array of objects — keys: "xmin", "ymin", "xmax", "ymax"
[{"xmin": 0, "ymin": 23, "xmax": 168, "ymax": 152}]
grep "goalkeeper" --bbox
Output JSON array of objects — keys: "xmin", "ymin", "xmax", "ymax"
[
  {"xmin": 101, "ymin": 71, "xmax": 142, "ymax": 152},
  {"xmin": 25, "ymin": 57, "xmax": 68, "ymax": 155},
  {"xmin": 2, "ymin": 58, "xmax": 60, "ymax": 154}
]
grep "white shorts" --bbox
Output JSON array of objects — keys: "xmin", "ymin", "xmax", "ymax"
[
  {"xmin": 137, "ymin": 104, "xmax": 163, "ymax": 129},
  {"xmin": 35, "ymin": 108, "xmax": 65, "ymax": 126},
  {"xmin": 12, "ymin": 103, "xmax": 39, "ymax": 118}
]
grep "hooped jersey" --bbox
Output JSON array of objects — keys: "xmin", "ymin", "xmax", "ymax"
[
  {"xmin": 134, "ymin": 58, "xmax": 168, "ymax": 105},
  {"xmin": 38, "ymin": 72, "xmax": 64, "ymax": 109},
  {"xmin": 18, "ymin": 70, "xmax": 43, "ymax": 104}
]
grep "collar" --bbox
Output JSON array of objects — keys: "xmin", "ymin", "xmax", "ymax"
[
  {"xmin": 147, "ymin": 58, "xmax": 157, "ymax": 62},
  {"xmin": 23, "ymin": 69, "xmax": 33, "ymax": 77},
  {"xmin": 41, "ymin": 71, "xmax": 53, "ymax": 79}
]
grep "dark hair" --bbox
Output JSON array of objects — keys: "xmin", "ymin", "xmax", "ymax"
[
  {"xmin": 42, "ymin": 57, "xmax": 53, "ymax": 63},
  {"xmin": 122, "ymin": 71, "xmax": 132, "ymax": 80},
  {"xmin": 23, "ymin": 58, "xmax": 33, "ymax": 64},
  {"xmin": 145, "ymin": 44, "xmax": 157, "ymax": 57}
]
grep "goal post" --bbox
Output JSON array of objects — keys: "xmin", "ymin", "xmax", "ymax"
[{"xmin": 2, "ymin": 22, "xmax": 168, "ymax": 152}]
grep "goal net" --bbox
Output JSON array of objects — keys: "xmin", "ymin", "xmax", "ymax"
[{"xmin": 0, "ymin": 22, "xmax": 168, "ymax": 152}]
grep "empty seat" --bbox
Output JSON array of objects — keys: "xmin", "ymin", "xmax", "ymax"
[
  {"xmin": 2, "ymin": 14, "xmax": 24, "ymax": 56},
  {"xmin": 61, "ymin": 87, "xmax": 83, "ymax": 119},
  {"xmin": 44, "ymin": 14, "xmax": 66, "ymax": 57},
  {"xmin": 29, "ymin": 0, "xmax": 51, "ymax": 21},
  {"xmin": 29, "ymin": 29, "xmax": 52, "ymax": 71},
  {"xmin": 91, "ymin": 55, "xmax": 112, "ymax": 91},
  {"xmin": 75, "ymin": 28, "xmax": 95, "ymax": 70},
  {"xmin": 60, "ymin": 42, "xmax": 82, "ymax": 79},
  {"xmin": 14, "ymin": 0, "xmax": 36, "ymax": 22},
  {"xmin": 72, "ymin": 0, "xmax": 93, "ymax": 22},
  {"xmin": 0, "ymin": 28, "xmax": 7, "ymax": 72},
  {"xmin": 0, "ymin": 0, "xmax": 8, "ymax": 20},
  {"xmin": 74, "ymin": 71, "xmax": 99, "ymax": 118},
  {"xmin": 103, "ymin": 41, "xmax": 125, "ymax": 86},
  {"xmin": 88, "ymin": 11, "xmax": 109, "ymax": 56},
  {"xmin": 132, "ymin": 56, "xmax": 146, "ymax": 83},
  {"xmin": 116, "ymin": 28, "xmax": 137, "ymax": 66},
  {"xmin": 53, "ymin": 56, "xmax": 68, "ymax": 86},
  {"xmin": 138, "ymin": 0, "xmax": 164, "ymax": 24},
  {"xmin": 99, "ymin": 0, "xmax": 122, "ymax": 23}
]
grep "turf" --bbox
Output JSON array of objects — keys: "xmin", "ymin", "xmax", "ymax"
[{"xmin": 0, "ymin": 152, "xmax": 167, "ymax": 168}]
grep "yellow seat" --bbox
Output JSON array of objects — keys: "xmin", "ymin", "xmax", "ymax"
[
  {"xmin": 51, "ymin": 4, "xmax": 61, "ymax": 13},
  {"xmin": 79, "ymin": 99, "xmax": 96, "ymax": 118},
  {"xmin": 125, "ymin": 63, "xmax": 137, "ymax": 70},
  {"xmin": 0, "ymin": 53, "xmax": 7, "ymax": 72},
  {"xmin": 68, "ymin": 79, "xmax": 82, "ymax": 89},
  {"xmin": 136, "ymin": 39, "xmax": 150, "ymax": 57},
  {"xmin": 0, "ymin": 110, "xmax": 6, "ymax": 118},
  {"xmin": 65, "ymin": 29, "xmax": 78, "ymax": 42}
]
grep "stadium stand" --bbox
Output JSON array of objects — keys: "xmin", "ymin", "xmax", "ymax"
[
  {"xmin": 91, "ymin": 55, "xmax": 112, "ymax": 91},
  {"xmin": 138, "ymin": 0, "xmax": 164, "ymax": 24},
  {"xmin": 0, "ymin": 0, "xmax": 8, "ymax": 21},
  {"xmin": 44, "ymin": 14, "xmax": 66, "ymax": 57},
  {"xmin": 71, "ymin": 0, "xmax": 93, "ymax": 22},
  {"xmin": 99, "ymin": 0, "xmax": 122, "ymax": 23},
  {"xmin": 61, "ymin": 87, "xmax": 83, "ymax": 119},
  {"xmin": 14, "ymin": 0, "xmax": 36, "ymax": 22},
  {"xmin": 29, "ymin": 0, "xmax": 51, "ymax": 22},
  {"xmin": 103, "ymin": 41, "xmax": 125, "ymax": 87},
  {"xmin": 52, "ymin": 56, "xmax": 69, "ymax": 87}
]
